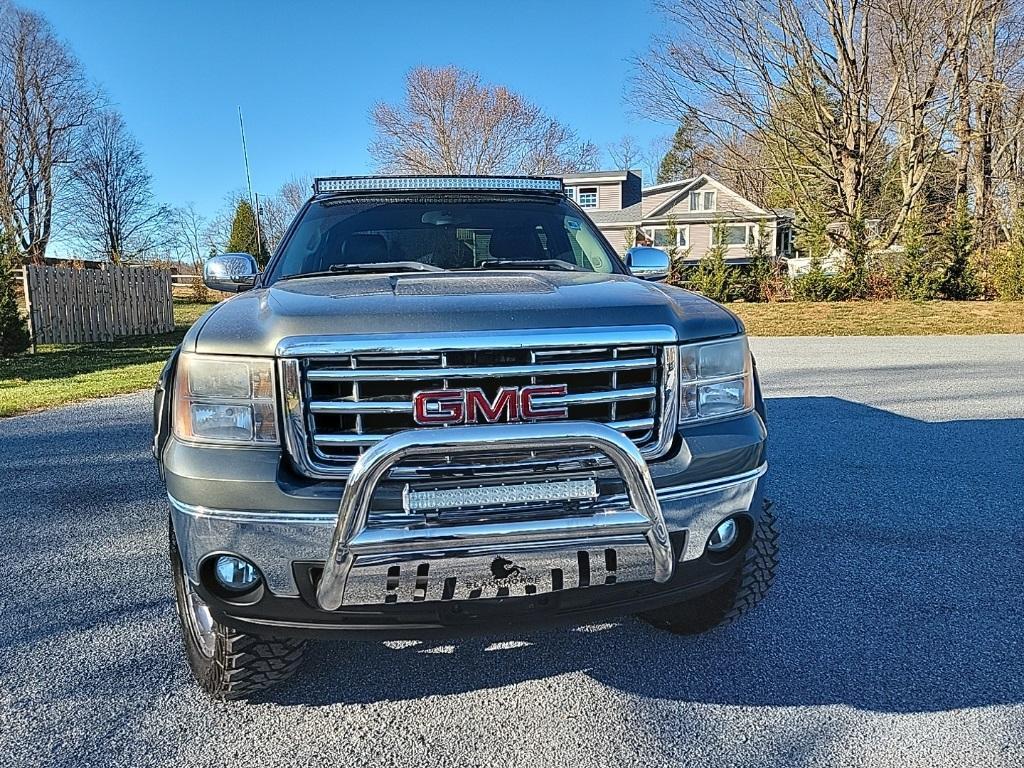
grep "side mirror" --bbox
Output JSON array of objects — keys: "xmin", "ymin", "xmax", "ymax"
[
  {"xmin": 625, "ymin": 246, "xmax": 670, "ymax": 282},
  {"xmin": 204, "ymin": 253, "xmax": 258, "ymax": 293}
]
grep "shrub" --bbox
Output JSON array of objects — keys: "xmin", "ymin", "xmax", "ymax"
[
  {"xmin": 791, "ymin": 259, "xmax": 847, "ymax": 301},
  {"xmin": 668, "ymin": 245, "xmax": 692, "ymax": 285},
  {"xmin": 992, "ymin": 246, "xmax": 1024, "ymax": 300},
  {"xmin": 0, "ymin": 236, "xmax": 30, "ymax": 356},
  {"xmin": 189, "ymin": 272, "xmax": 209, "ymax": 303},
  {"xmin": 991, "ymin": 209, "xmax": 1024, "ymax": 300},
  {"xmin": 864, "ymin": 258, "xmax": 899, "ymax": 300}
]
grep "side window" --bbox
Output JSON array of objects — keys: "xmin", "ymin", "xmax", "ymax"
[{"xmin": 577, "ymin": 187, "xmax": 598, "ymax": 208}]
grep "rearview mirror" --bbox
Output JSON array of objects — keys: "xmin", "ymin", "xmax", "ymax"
[
  {"xmin": 204, "ymin": 253, "xmax": 258, "ymax": 293},
  {"xmin": 625, "ymin": 247, "xmax": 670, "ymax": 282}
]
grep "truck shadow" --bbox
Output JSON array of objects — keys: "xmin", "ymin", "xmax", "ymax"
[{"xmin": 266, "ymin": 396, "xmax": 1024, "ymax": 713}]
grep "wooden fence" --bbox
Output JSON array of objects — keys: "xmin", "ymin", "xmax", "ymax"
[{"xmin": 22, "ymin": 265, "xmax": 174, "ymax": 345}]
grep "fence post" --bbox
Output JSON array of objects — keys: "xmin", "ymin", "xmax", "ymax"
[{"xmin": 21, "ymin": 266, "xmax": 36, "ymax": 353}]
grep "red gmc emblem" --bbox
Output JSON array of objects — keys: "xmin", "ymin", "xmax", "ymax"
[{"xmin": 412, "ymin": 385, "xmax": 568, "ymax": 425}]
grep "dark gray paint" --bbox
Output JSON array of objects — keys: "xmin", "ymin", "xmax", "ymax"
[{"xmin": 183, "ymin": 271, "xmax": 741, "ymax": 356}]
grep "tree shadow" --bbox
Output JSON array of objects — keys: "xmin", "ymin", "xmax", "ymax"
[{"xmin": 262, "ymin": 396, "xmax": 1024, "ymax": 713}]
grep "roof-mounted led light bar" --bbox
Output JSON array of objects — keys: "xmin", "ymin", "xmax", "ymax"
[{"xmin": 313, "ymin": 175, "xmax": 564, "ymax": 195}]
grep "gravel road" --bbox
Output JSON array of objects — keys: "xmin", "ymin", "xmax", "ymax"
[{"xmin": 1, "ymin": 335, "xmax": 1022, "ymax": 768}]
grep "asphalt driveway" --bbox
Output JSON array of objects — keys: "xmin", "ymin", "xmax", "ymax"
[{"xmin": 1, "ymin": 335, "xmax": 1021, "ymax": 767}]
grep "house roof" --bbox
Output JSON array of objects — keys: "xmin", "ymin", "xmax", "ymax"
[
  {"xmin": 640, "ymin": 177, "xmax": 697, "ymax": 194},
  {"xmin": 586, "ymin": 202, "xmax": 643, "ymax": 225},
  {"xmin": 642, "ymin": 173, "xmax": 770, "ymax": 218},
  {"xmin": 563, "ymin": 169, "xmax": 640, "ymax": 184}
]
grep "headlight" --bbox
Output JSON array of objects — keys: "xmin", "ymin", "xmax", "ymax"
[
  {"xmin": 172, "ymin": 353, "xmax": 279, "ymax": 445},
  {"xmin": 678, "ymin": 336, "xmax": 754, "ymax": 423}
]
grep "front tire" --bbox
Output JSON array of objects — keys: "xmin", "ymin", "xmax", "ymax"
[
  {"xmin": 641, "ymin": 501, "xmax": 779, "ymax": 634},
  {"xmin": 170, "ymin": 523, "xmax": 306, "ymax": 700}
]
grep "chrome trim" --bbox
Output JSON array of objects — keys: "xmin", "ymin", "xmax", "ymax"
[
  {"xmin": 534, "ymin": 385, "xmax": 657, "ymax": 407},
  {"xmin": 277, "ymin": 326, "xmax": 678, "ymax": 357},
  {"xmin": 309, "ymin": 417, "xmax": 657, "ymax": 447},
  {"xmin": 348, "ymin": 510, "xmax": 654, "ymax": 555},
  {"xmin": 165, "ymin": 463, "xmax": 767, "ymax": 528},
  {"xmin": 305, "ymin": 357, "xmax": 658, "ymax": 381},
  {"xmin": 315, "ymin": 421, "xmax": 683, "ymax": 611},
  {"xmin": 310, "ymin": 400, "xmax": 414, "ymax": 414},
  {"xmin": 279, "ymin": 327, "xmax": 680, "ymax": 480}
]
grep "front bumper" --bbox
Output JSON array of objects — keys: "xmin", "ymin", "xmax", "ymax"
[
  {"xmin": 169, "ymin": 459, "xmax": 767, "ymax": 595},
  {"xmin": 167, "ymin": 415, "xmax": 767, "ymax": 634}
]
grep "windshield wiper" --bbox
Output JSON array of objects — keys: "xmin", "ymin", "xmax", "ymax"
[
  {"xmin": 471, "ymin": 259, "xmax": 580, "ymax": 272},
  {"xmin": 277, "ymin": 262, "xmax": 445, "ymax": 281},
  {"xmin": 329, "ymin": 261, "xmax": 445, "ymax": 273}
]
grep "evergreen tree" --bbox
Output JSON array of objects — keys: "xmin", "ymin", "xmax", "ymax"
[
  {"xmin": 656, "ymin": 117, "xmax": 700, "ymax": 184},
  {"xmin": 939, "ymin": 196, "xmax": 981, "ymax": 300},
  {"xmin": 226, "ymin": 199, "xmax": 269, "ymax": 266},
  {"xmin": 741, "ymin": 220, "xmax": 773, "ymax": 301},
  {"xmin": 0, "ymin": 233, "xmax": 31, "ymax": 356},
  {"xmin": 690, "ymin": 223, "xmax": 736, "ymax": 302}
]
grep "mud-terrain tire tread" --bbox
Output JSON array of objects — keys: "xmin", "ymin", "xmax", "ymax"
[
  {"xmin": 641, "ymin": 500, "xmax": 778, "ymax": 635},
  {"xmin": 170, "ymin": 523, "xmax": 306, "ymax": 700}
]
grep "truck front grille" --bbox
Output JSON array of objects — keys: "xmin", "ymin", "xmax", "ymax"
[{"xmin": 279, "ymin": 329, "xmax": 678, "ymax": 479}]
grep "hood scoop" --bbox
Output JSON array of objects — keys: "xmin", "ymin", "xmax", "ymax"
[{"xmin": 393, "ymin": 274, "xmax": 555, "ymax": 297}]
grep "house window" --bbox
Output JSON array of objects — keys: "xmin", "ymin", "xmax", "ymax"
[
  {"xmin": 646, "ymin": 226, "xmax": 688, "ymax": 249},
  {"xmin": 713, "ymin": 223, "xmax": 756, "ymax": 247},
  {"xmin": 577, "ymin": 187, "xmax": 598, "ymax": 208},
  {"xmin": 565, "ymin": 187, "xmax": 575, "ymax": 201},
  {"xmin": 690, "ymin": 190, "xmax": 716, "ymax": 211}
]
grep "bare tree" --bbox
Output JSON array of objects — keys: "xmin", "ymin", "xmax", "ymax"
[
  {"xmin": 877, "ymin": 0, "xmax": 984, "ymax": 243},
  {"xmin": 969, "ymin": 0, "xmax": 1024, "ymax": 244},
  {"xmin": 0, "ymin": 2, "xmax": 98, "ymax": 262},
  {"xmin": 258, "ymin": 194, "xmax": 291, "ymax": 251},
  {"xmin": 606, "ymin": 135, "xmax": 642, "ymax": 170},
  {"xmin": 169, "ymin": 203, "xmax": 206, "ymax": 269},
  {"xmin": 203, "ymin": 190, "xmax": 246, "ymax": 255},
  {"xmin": 278, "ymin": 175, "xmax": 311, "ymax": 214},
  {"xmin": 71, "ymin": 109, "xmax": 167, "ymax": 261},
  {"xmin": 370, "ymin": 66, "xmax": 598, "ymax": 175}
]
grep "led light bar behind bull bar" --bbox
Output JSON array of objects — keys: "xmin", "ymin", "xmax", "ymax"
[{"xmin": 313, "ymin": 175, "xmax": 564, "ymax": 195}]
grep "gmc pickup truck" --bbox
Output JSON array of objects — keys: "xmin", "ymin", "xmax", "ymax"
[{"xmin": 153, "ymin": 175, "xmax": 776, "ymax": 700}]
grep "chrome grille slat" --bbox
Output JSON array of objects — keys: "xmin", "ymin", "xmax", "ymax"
[
  {"xmin": 305, "ymin": 357, "xmax": 657, "ymax": 381},
  {"xmin": 312, "ymin": 417, "xmax": 657, "ymax": 448}
]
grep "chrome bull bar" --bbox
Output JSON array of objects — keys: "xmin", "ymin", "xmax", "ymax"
[{"xmin": 316, "ymin": 421, "xmax": 684, "ymax": 611}]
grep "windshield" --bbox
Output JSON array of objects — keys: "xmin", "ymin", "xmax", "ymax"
[{"xmin": 267, "ymin": 196, "xmax": 622, "ymax": 281}]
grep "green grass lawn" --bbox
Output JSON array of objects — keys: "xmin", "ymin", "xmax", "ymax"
[
  {"xmin": 729, "ymin": 300, "xmax": 1024, "ymax": 336},
  {"xmin": 0, "ymin": 302, "xmax": 214, "ymax": 418},
  {"xmin": 2, "ymin": 298, "xmax": 1023, "ymax": 418}
]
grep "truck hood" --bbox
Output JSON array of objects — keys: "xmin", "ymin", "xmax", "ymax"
[{"xmin": 186, "ymin": 271, "xmax": 741, "ymax": 356}]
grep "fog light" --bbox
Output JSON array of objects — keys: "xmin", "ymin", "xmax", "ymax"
[
  {"xmin": 707, "ymin": 518, "xmax": 738, "ymax": 553},
  {"xmin": 213, "ymin": 555, "xmax": 261, "ymax": 592}
]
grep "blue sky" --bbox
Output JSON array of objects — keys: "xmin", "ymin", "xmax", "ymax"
[{"xmin": 27, "ymin": 0, "xmax": 669, "ymax": 224}]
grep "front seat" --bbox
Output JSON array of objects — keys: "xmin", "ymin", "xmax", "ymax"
[
  {"xmin": 488, "ymin": 227, "xmax": 545, "ymax": 262},
  {"xmin": 335, "ymin": 233, "xmax": 388, "ymax": 266}
]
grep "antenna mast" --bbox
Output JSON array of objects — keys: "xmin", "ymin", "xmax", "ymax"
[{"xmin": 238, "ymin": 107, "xmax": 264, "ymax": 260}]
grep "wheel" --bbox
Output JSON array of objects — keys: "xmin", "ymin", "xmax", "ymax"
[
  {"xmin": 641, "ymin": 501, "xmax": 779, "ymax": 635},
  {"xmin": 170, "ymin": 522, "xmax": 306, "ymax": 700}
]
